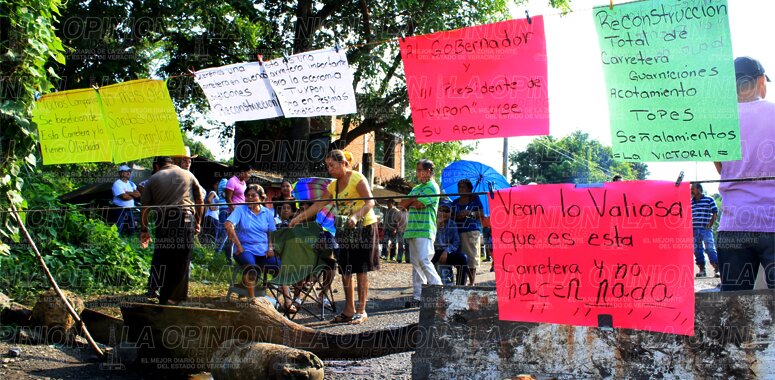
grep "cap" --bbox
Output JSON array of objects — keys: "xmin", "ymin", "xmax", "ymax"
[
  {"xmin": 735, "ymin": 56, "xmax": 771, "ymax": 82},
  {"xmin": 118, "ymin": 165, "xmax": 132, "ymax": 172},
  {"xmin": 173, "ymin": 146, "xmax": 199, "ymax": 159}
]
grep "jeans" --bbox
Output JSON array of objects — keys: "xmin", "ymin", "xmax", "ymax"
[
  {"xmin": 717, "ymin": 231, "xmax": 775, "ymax": 291},
  {"xmin": 114, "ymin": 208, "xmax": 135, "ymax": 235},
  {"xmin": 693, "ymin": 227, "xmax": 718, "ymax": 266},
  {"xmin": 395, "ymin": 232, "xmax": 409, "ymax": 263},
  {"xmin": 408, "ymin": 238, "xmax": 442, "ymax": 300}
]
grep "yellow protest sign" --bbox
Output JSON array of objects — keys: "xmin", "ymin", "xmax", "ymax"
[
  {"xmin": 98, "ymin": 79, "xmax": 185, "ymax": 162},
  {"xmin": 32, "ymin": 89, "xmax": 112, "ymax": 164}
]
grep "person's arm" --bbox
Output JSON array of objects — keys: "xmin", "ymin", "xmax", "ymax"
[
  {"xmin": 289, "ymin": 192, "xmax": 331, "ymax": 227},
  {"xmin": 128, "ymin": 182, "xmax": 140, "ymax": 199},
  {"xmin": 192, "ymin": 179, "xmax": 204, "ymax": 234},
  {"xmin": 709, "ymin": 211, "xmax": 718, "ymax": 229},
  {"xmin": 206, "ymin": 191, "xmax": 218, "ymax": 211},
  {"xmin": 225, "ymin": 189, "xmax": 235, "ymax": 212},
  {"xmin": 714, "ymin": 162, "xmax": 722, "ymax": 174},
  {"xmin": 140, "ymin": 207, "xmax": 151, "ymax": 248},
  {"xmin": 224, "ymin": 221, "xmax": 244, "ymax": 255}
]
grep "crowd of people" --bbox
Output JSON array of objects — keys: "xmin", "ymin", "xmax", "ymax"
[{"xmin": 112, "ymin": 56, "xmax": 775, "ymax": 318}]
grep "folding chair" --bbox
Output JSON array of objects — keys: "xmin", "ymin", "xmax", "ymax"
[{"xmin": 268, "ymin": 223, "xmax": 337, "ymax": 321}]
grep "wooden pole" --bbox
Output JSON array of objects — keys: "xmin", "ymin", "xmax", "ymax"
[{"xmin": 6, "ymin": 196, "xmax": 104, "ymax": 358}]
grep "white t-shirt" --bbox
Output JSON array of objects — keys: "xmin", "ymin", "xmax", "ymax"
[{"xmin": 112, "ymin": 179, "xmax": 137, "ymax": 207}]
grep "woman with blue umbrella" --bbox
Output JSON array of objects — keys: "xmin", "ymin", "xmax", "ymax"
[{"xmin": 452, "ymin": 179, "xmax": 484, "ymax": 286}]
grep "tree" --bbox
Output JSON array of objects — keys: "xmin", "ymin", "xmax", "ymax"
[
  {"xmin": 509, "ymin": 131, "xmax": 649, "ymax": 185},
  {"xmin": 403, "ymin": 140, "xmax": 475, "ymax": 183},
  {"xmin": 0, "ymin": 0, "xmax": 66, "ymax": 255},
  {"xmin": 49, "ymin": 0, "xmax": 571, "ymax": 177}
]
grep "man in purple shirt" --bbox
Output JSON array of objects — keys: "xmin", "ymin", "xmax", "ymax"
[{"xmin": 714, "ymin": 56, "xmax": 775, "ymax": 291}]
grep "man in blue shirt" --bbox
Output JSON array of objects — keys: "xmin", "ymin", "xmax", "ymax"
[{"xmin": 691, "ymin": 183, "xmax": 719, "ymax": 278}]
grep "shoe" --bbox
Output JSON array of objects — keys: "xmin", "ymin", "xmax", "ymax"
[
  {"xmin": 695, "ymin": 270, "xmax": 707, "ymax": 278},
  {"xmin": 714, "ymin": 271, "xmax": 720, "ymax": 278},
  {"xmin": 350, "ymin": 312, "xmax": 368, "ymax": 325},
  {"xmin": 330, "ymin": 313, "xmax": 354, "ymax": 324},
  {"xmin": 404, "ymin": 299, "xmax": 421, "ymax": 308}
]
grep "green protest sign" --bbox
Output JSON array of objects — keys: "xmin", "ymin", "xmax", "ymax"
[{"xmin": 594, "ymin": 0, "xmax": 740, "ymax": 162}]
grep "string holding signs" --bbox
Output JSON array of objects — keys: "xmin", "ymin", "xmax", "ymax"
[
  {"xmin": 194, "ymin": 62, "xmax": 283, "ymax": 123},
  {"xmin": 32, "ymin": 88, "xmax": 113, "ymax": 165},
  {"xmin": 594, "ymin": 0, "xmax": 740, "ymax": 162},
  {"xmin": 263, "ymin": 47, "xmax": 357, "ymax": 118},
  {"xmin": 98, "ymin": 79, "xmax": 185, "ymax": 162},
  {"xmin": 490, "ymin": 181, "xmax": 694, "ymax": 335},
  {"xmin": 399, "ymin": 17, "xmax": 549, "ymax": 144}
]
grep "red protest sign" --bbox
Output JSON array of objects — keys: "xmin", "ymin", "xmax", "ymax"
[
  {"xmin": 399, "ymin": 17, "xmax": 550, "ymax": 144},
  {"xmin": 490, "ymin": 181, "xmax": 695, "ymax": 336}
]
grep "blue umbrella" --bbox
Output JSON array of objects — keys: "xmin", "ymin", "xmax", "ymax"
[{"xmin": 441, "ymin": 160, "xmax": 510, "ymax": 216}]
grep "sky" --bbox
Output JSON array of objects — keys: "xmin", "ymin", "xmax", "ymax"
[
  {"xmin": 195, "ymin": 0, "xmax": 774, "ymax": 195},
  {"xmin": 462, "ymin": 0, "xmax": 775, "ymax": 195}
]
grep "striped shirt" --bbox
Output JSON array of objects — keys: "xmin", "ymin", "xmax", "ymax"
[
  {"xmin": 691, "ymin": 195, "xmax": 718, "ymax": 229},
  {"xmin": 404, "ymin": 180, "xmax": 440, "ymax": 240}
]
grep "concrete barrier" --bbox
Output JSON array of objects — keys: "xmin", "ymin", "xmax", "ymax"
[{"xmin": 412, "ymin": 287, "xmax": 775, "ymax": 379}]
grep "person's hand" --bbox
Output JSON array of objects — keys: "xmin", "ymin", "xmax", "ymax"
[
  {"xmin": 289, "ymin": 217, "xmax": 299, "ymax": 228},
  {"xmin": 194, "ymin": 223, "xmax": 201, "ymax": 235},
  {"xmin": 140, "ymin": 231, "xmax": 151, "ymax": 248},
  {"xmin": 440, "ymin": 252, "xmax": 448, "ymax": 264},
  {"xmin": 347, "ymin": 215, "xmax": 358, "ymax": 228},
  {"xmin": 266, "ymin": 248, "xmax": 275, "ymax": 258},
  {"xmin": 235, "ymin": 245, "xmax": 244, "ymax": 256}
]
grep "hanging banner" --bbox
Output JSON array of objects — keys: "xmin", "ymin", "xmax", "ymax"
[
  {"xmin": 594, "ymin": 0, "xmax": 740, "ymax": 162},
  {"xmin": 264, "ymin": 47, "xmax": 357, "ymax": 118},
  {"xmin": 491, "ymin": 181, "xmax": 695, "ymax": 335},
  {"xmin": 194, "ymin": 62, "xmax": 283, "ymax": 123},
  {"xmin": 32, "ymin": 89, "xmax": 112, "ymax": 164},
  {"xmin": 98, "ymin": 79, "xmax": 185, "ymax": 162},
  {"xmin": 400, "ymin": 17, "xmax": 550, "ymax": 144}
]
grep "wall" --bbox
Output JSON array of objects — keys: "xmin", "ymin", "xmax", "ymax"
[{"xmin": 413, "ymin": 287, "xmax": 775, "ymax": 379}]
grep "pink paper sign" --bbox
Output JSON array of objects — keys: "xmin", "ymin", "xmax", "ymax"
[
  {"xmin": 490, "ymin": 181, "xmax": 695, "ymax": 336},
  {"xmin": 399, "ymin": 17, "xmax": 550, "ymax": 143}
]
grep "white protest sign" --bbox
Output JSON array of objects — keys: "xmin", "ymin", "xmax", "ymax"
[
  {"xmin": 194, "ymin": 62, "xmax": 283, "ymax": 123},
  {"xmin": 264, "ymin": 47, "xmax": 357, "ymax": 117}
]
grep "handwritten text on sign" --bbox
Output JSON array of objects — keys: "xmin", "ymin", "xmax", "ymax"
[
  {"xmin": 264, "ymin": 48, "xmax": 357, "ymax": 118},
  {"xmin": 594, "ymin": 0, "xmax": 740, "ymax": 162},
  {"xmin": 99, "ymin": 79, "xmax": 185, "ymax": 162},
  {"xmin": 32, "ymin": 89, "xmax": 112, "ymax": 165},
  {"xmin": 195, "ymin": 62, "xmax": 283, "ymax": 123},
  {"xmin": 399, "ymin": 17, "xmax": 549, "ymax": 144},
  {"xmin": 491, "ymin": 181, "xmax": 694, "ymax": 335}
]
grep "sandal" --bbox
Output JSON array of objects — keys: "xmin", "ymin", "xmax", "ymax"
[
  {"xmin": 330, "ymin": 313, "xmax": 354, "ymax": 324},
  {"xmin": 350, "ymin": 312, "xmax": 368, "ymax": 325}
]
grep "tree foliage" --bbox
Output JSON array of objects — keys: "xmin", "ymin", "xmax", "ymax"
[
  {"xmin": 404, "ymin": 140, "xmax": 475, "ymax": 183},
  {"xmin": 0, "ymin": 0, "xmax": 66, "ymax": 255},
  {"xmin": 509, "ymin": 131, "xmax": 649, "ymax": 185},
  {"xmin": 50, "ymin": 0, "xmax": 570, "ymax": 171}
]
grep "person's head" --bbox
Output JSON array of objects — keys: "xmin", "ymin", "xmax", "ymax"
[
  {"xmin": 280, "ymin": 180, "xmax": 293, "ymax": 198},
  {"xmin": 154, "ymin": 156, "xmax": 174, "ymax": 168},
  {"xmin": 211, "ymin": 179, "xmax": 221, "ymax": 190},
  {"xmin": 244, "ymin": 184, "xmax": 267, "ymax": 204},
  {"xmin": 612, "ymin": 175, "xmax": 623, "ymax": 182},
  {"xmin": 416, "ymin": 159, "xmax": 435, "ymax": 183},
  {"xmin": 457, "ymin": 179, "xmax": 474, "ymax": 194},
  {"xmin": 691, "ymin": 183, "xmax": 704, "ymax": 198},
  {"xmin": 237, "ymin": 164, "xmax": 252, "ymax": 181},
  {"xmin": 118, "ymin": 165, "xmax": 132, "ymax": 180},
  {"xmin": 280, "ymin": 203, "xmax": 295, "ymax": 220},
  {"xmin": 325, "ymin": 150, "xmax": 349, "ymax": 178},
  {"xmin": 735, "ymin": 56, "xmax": 769, "ymax": 102},
  {"xmin": 172, "ymin": 146, "xmax": 196, "ymax": 171},
  {"xmin": 438, "ymin": 203, "xmax": 452, "ymax": 223},
  {"xmin": 386, "ymin": 199, "xmax": 395, "ymax": 208}
]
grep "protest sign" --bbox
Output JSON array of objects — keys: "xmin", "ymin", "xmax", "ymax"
[
  {"xmin": 400, "ymin": 17, "xmax": 549, "ymax": 144},
  {"xmin": 32, "ymin": 88, "xmax": 112, "ymax": 164},
  {"xmin": 98, "ymin": 79, "xmax": 185, "ymax": 162},
  {"xmin": 594, "ymin": 0, "xmax": 740, "ymax": 162},
  {"xmin": 264, "ymin": 48, "xmax": 357, "ymax": 117},
  {"xmin": 491, "ymin": 181, "xmax": 694, "ymax": 335},
  {"xmin": 195, "ymin": 62, "xmax": 283, "ymax": 123}
]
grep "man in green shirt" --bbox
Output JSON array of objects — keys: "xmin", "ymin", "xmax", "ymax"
[{"xmin": 400, "ymin": 159, "xmax": 442, "ymax": 307}]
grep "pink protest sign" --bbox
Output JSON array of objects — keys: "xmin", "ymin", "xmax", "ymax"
[
  {"xmin": 490, "ymin": 181, "xmax": 695, "ymax": 335},
  {"xmin": 399, "ymin": 17, "xmax": 549, "ymax": 144}
]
